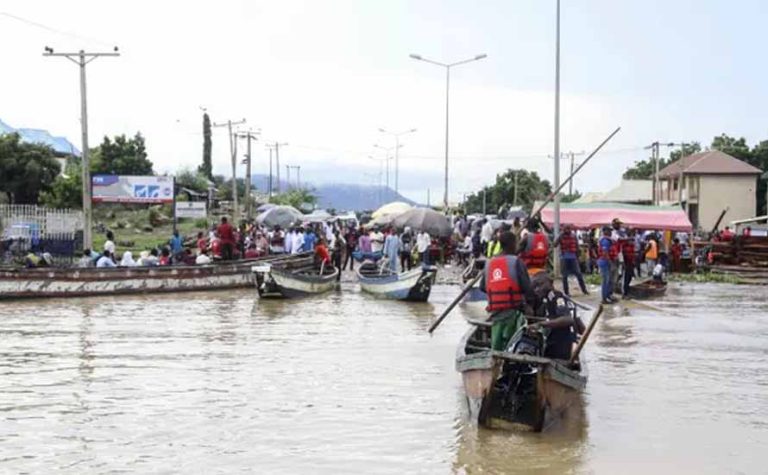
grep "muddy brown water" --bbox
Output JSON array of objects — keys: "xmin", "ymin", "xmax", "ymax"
[{"xmin": 1, "ymin": 282, "xmax": 766, "ymax": 474}]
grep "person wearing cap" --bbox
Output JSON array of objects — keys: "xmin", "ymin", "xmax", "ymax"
[
  {"xmin": 555, "ymin": 224, "xmax": 588, "ymax": 296},
  {"xmin": 598, "ymin": 226, "xmax": 617, "ymax": 304}
]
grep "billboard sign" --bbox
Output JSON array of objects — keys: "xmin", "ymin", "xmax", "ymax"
[
  {"xmin": 175, "ymin": 201, "xmax": 207, "ymax": 219},
  {"xmin": 92, "ymin": 175, "xmax": 174, "ymax": 203}
]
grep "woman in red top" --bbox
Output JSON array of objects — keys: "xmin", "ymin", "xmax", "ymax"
[{"xmin": 670, "ymin": 238, "xmax": 683, "ymax": 272}]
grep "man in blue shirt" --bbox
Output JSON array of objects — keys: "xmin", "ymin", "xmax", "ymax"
[{"xmin": 170, "ymin": 230, "xmax": 184, "ymax": 261}]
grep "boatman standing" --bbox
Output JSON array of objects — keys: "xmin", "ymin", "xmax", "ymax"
[
  {"xmin": 518, "ymin": 218, "xmax": 550, "ymax": 274},
  {"xmin": 480, "ymin": 231, "xmax": 536, "ymax": 351}
]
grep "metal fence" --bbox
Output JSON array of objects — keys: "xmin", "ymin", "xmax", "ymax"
[{"xmin": 0, "ymin": 205, "xmax": 84, "ymax": 264}]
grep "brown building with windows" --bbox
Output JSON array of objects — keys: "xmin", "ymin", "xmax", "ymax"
[{"xmin": 658, "ymin": 150, "xmax": 762, "ymax": 230}]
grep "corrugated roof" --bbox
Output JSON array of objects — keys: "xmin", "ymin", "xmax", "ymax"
[
  {"xmin": 0, "ymin": 119, "xmax": 81, "ymax": 156},
  {"xmin": 596, "ymin": 179, "xmax": 652, "ymax": 203},
  {"xmin": 658, "ymin": 150, "xmax": 761, "ymax": 178}
]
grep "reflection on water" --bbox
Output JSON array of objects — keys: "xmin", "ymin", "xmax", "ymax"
[{"xmin": 0, "ymin": 283, "xmax": 767, "ymax": 473}]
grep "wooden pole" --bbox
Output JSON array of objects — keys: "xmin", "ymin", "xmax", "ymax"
[{"xmin": 570, "ymin": 304, "xmax": 603, "ymax": 365}]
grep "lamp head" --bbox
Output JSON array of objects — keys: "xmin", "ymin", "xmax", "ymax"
[
  {"xmin": 409, "ymin": 54, "xmax": 422, "ymax": 60},
  {"xmin": 474, "ymin": 54, "xmax": 487, "ymax": 60}
]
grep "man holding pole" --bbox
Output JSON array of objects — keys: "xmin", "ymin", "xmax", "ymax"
[{"xmin": 479, "ymin": 231, "xmax": 536, "ymax": 351}]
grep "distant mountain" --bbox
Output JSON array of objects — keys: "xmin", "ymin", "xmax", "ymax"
[{"xmin": 250, "ymin": 174, "xmax": 417, "ymax": 211}]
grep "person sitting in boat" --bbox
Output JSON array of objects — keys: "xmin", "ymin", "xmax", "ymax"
[
  {"xmin": 479, "ymin": 231, "xmax": 536, "ymax": 351},
  {"xmin": 119, "ymin": 251, "xmax": 137, "ymax": 267},
  {"xmin": 652, "ymin": 262, "xmax": 665, "ymax": 283},
  {"xmin": 158, "ymin": 248, "xmax": 172, "ymax": 266},
  {"xmin": 96, "ymin": 250, "xmax": 116, "ymax": 268},
  {"xmin": 314, "ymin": 237, "xmax": 331, "ymax": 268},
  {"xmin": 195, "ymin": 249, "xmax": 212, "ymax": 265},
  {"xmin": 527, "ymin": 272, "xmax": 586, "ymax": 361},
  {"xmin": 25, "ymin": 252, "xmax": 52, "ymax": 268},
  {"xmin": 78, "ymin": 249, "xmax": 94, "ymax": 268}
]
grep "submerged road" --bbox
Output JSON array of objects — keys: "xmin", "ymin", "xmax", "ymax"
[{"xmin": 0, "ymin": 282, "xmax": 766, "ymax": 473}]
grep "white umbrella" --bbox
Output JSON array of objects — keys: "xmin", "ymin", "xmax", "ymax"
[{"xmin": 371, "ymin": 201, "xmax": 412, "ymax": 219}]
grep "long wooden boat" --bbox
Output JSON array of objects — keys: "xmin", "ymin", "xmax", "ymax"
[
  {"xmin": 0, "ymin": 254, "xmax": 302, "ymax": 300},
  {"xmin": 253, "ymin": 256, "xmax": 338, "ymax": 298},
  {"xmin": 460, "ymin": 258, "xmax": 488, "ymax": 316},
  {"xmin": 356, "ymin": 262, "xmax": 437, "ymax": 302},
  {"xmin": 628, "ymin": 279, "xmax": 667, "ymax": 299},
  {"xmin": 456, "ymin": 322, "xmax": 587, "ymax": 432}
]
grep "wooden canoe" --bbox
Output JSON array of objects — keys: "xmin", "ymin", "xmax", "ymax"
[
  {"xmin": 356, "ymin": 262, "xmax": 437, "ymax": 302},
  {"xmin": 628, "ymin": 279, "xmax": 667, "ymax": 299},
  {"xmin": 456, "ymin": 323, "xmax": 587, "ymax": 432},
  {"xmin": 0, "ymin": 254, "xmax": 303, "ymax": 300},
  {"xmin": 252, "ymin": 255, "xmax": 339, "ymax": 298}
]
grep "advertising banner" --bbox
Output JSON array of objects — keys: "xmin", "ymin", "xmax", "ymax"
[
  {"xmin": 175, "ymin": 201, "xmax": 207, "ymax": 219},
  {"xmin": 92, "ymin": 175, "xmax": 174, "ymax": 203}
]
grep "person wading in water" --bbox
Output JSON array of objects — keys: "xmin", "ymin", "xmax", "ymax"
[{"xmin": 479, "ymin": 231, "xmax": 536, "ymax": 351}]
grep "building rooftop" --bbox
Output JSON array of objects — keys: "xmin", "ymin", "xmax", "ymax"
[
  {"xmin": 658, "ymin": 150, "xmax": 761, "ymax": 178},
  {"xmin": 596, "ymin": 179, "xmax": 652, "ymax": 203},
  {"xmin": 0, "ymin": 118, "xmax": 81, "ymax": 156}
]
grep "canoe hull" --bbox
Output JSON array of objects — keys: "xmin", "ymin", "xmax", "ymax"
[
  {"xmin": 456, "ymin": 326, "xmax": 586, "ymax": 432},
  {"xmin": 628, "ymin": 280, "xmax": 667, "ymax": 299},
  {"xmin": 254, "ymin": 266, "xmax": 339, "ymax": 299},
  {"xmin": 357, "ymin": 266, "xmax": 436, "ymax": 302},
  {"xmin": 0, "ymin": 261, "xmax": 259, "ymax": 300}
]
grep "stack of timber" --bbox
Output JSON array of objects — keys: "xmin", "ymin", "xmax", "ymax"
[{"xmin": 694, "ymin": 236, "xmax": 768, "ymax": 267}]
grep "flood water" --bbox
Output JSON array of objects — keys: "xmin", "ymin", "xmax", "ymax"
[{"xmin": 1, "ymin": 281, "xmax": 767, "ymax": 474}]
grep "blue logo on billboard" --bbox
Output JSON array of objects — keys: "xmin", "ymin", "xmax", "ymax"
[{"xmin": 133, "ymin": 185, "xmax": 160, "ymax": 198}]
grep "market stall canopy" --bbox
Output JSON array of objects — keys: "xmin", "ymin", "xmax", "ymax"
[
  {"xmin": 392, "ymin": 208, "xmax": 452, "ymax": 236},
  {"xmin": 256, "ymin": 203, "xmax": 277, "ymax": 213},
  {"xmin": 371, "ymin": 201, "xmax": 412, "ymax": 219},
  {"xmin": 536, "ymin": 201, "xmax": 693, "ymax": 232},
  {"xmin": 304, "ymin": 209, "xmax": 332, "ymax": 223},
  {"xmin": 256, "ymin": 205, "xmax": 303, "ymax": 228}
]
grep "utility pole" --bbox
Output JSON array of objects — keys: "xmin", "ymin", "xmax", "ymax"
[
  {"xmin": 295, "ymin": 166, "xmax": 301, "ymax": 189},
  {"xmin": 566, "ymin": 151, "xmax": 585, "ymax": 195},
  {"xmin": 644, "ymin": 141, "xmax": 675, "ymax": 205},
  {"xmin": 378, "ymin": 128, "xmax": 416, "ymax": 194},
  {"xmin": 235, "ymin": 129, "xmax": 259, "ymax": 220},
  {"xmin": 513, "ymin": 172, "xmax": 519, "ymax": 206},
  {"xmin": 553, "ymin": 0, "xmax": 562, "ymax": 277},
  {"xmin": 285, "ymin": 165, "xmax": 291, "ymax": 190},
  {"xmin": 427, "ymin": 188, "xmax": 431, "ymax": 207},
  {"xmin": 43, "ymin": 46, "xmax": 120, "ymax": 250},
  {"xmin": 482, "ymin": 189, "xmax": 487, "ymax": 215},
  {"xmin": 213, "ymin": 118, "xmax": 246, "ymax": 220},
  {"xmin": 265, "ymin": 144, "xmax": 275, "ymax": 200},
  {"xmin": 266, "ymin": 142, "xmax": 288, "ymax": 194}
]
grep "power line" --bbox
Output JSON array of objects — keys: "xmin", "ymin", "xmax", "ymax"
[{"xmin": 1, "ymin": 12, "xmax": 113, "ymax": 47}]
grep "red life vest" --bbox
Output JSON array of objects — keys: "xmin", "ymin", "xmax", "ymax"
[
  {"xmin": 621, "ymin": 238, "xmax": 635, "ymax": 263},
  {"xmin": 485, "ymin": 255, "xmax": 524, "ymax": 312},
  {"xmin": 609, "ymin": 239, "xmax": 620, "ymax": 261},
  {"xmin": 559, "ymin": 233, "xmax": 578, "ymax": 255},
  {"xmin": 521, "ymin": 232, "xmax": 549, "ymax": 268}
]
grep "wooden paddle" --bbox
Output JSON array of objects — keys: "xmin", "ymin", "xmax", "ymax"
[
  {"xmin": 570, "ymin": 304, "xmax": 603, "ymax": 365},
  {"xmin": 428, "ymin": 273, "xmax": 482, "ymax": 334}
]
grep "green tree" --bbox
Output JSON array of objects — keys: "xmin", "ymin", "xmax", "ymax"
[
  {"xmin": 90, "ymin": 132, "xmax": 154, "ymax": 175},
  {"xmin": 561, "ymin": 190, "xmax": 582, "ymax": 203},
  {"xmin": 463, "ymin": 169, "xmax": 552, "ymax": 214},
  {"xmin": 271, "ymin": 188, "xmax": 317, "ymax": 211},
  {"xmin": 39, "ymin": 162, "xmax": 83, "ymax": 209},
  {"xmin": 175, "ymin": 167, "xmax": 210, "ymax": 193},
  {"xmin": 0, "ymin": 133, "xmax": 61, "ymax": 204},
  {"xmin": 199, "ymin": 113, "xmax": 213, "ymax": 180},
  {"xmin": 622, "ymin": 143, "xmax": 701, "ymax": 179}
]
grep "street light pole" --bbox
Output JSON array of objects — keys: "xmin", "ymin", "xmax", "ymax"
[
  {"xmin": 378, "ymin": 128, "xmax": 416, "ymax": 194},
  {"xmin": 410, "ymin": 53, "xmax": 487, "ymax": 211},
  {"xmin": 43, "ymin": 46, "xmax": 120, "ymax": 250},
  {"xmin": 213, "ymin": 118, "xmax": 246, "ymax": 220},
  {"xmin": 553, "ymin": 0, "xmax": 562, "ymax": 277}
]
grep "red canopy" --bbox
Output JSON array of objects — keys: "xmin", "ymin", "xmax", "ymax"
[{"xmin": 538, "ymin": 202, "xmax": 693, "ymax": 232}]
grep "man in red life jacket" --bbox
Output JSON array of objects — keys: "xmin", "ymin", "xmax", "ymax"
[
  {"xmin": 518, "ymin": 219, "xmax": 550, "ymax": 274},
  {"xmin": 721, "ymin": 226, "xmax": 735, "ymax": 241},
  {"xmin": 480, "ymin": 231, "xmax": 536, "ymax": 351},
  {"xmin": 555, "ymin": 224, "xmax": 588, "ymax": 296}
]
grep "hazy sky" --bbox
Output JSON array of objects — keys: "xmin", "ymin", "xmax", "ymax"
[{"xmin": 2, "ymin": 0, "xmax": 767, "ymax": 204}]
